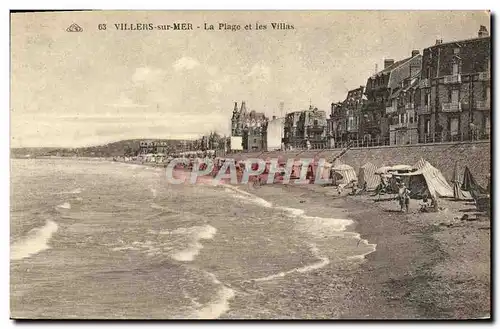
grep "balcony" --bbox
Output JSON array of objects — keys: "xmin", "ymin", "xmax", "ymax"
[
  {"xmin": 386, "ymin": 105, "xmax": 397, "ymax": 114},
  {"xmin": 307, "ymin": 125, "xmax": 326, "ymax": 133},
  {"xmin": 363, "ymin": 121, "xmax": 381, "ymax": 132},
  {"xmin": 443, "ymin": 74, "xmax": 461, "ymax": 84},
  {"xmin": 478, "ymin": 72, "xmax": 490, "ymax": 81},
  {"xmin": 475, "ymin": 100, "xmax": 490, "ymax": 111},
  {"xmin": 441, "ymin": 102, "xmax": 461, "ymax": 112},
  {"xmin": 419, "ymin": 78, "xmax": 430, "ymax": 88},
  {"xmin": 390, "ymin": 122, "xmax": 418, "ymax": 131},
  {"xmin": 347, "ymin": 125, "xmax": 359, "ymax": 133},
  {"xmin": 416, "ymin": 105, "xmax": 430, "ymax": 114}
]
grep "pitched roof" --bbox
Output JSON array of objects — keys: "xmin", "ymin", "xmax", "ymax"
[{"xmin": 371, "ymin": 57, "xmax": 412, "ymax": 78}]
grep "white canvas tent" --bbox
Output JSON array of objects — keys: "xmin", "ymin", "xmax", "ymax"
[
  {"xmin": 331, "ymin": 164, "xmax": 357, "ymax": 186},
  {"xmin": 358, "ymin": 162, "xmax": 380, "ymax": 191},
  {"xmin": 396, "ymin": 159, "xmax": 453, "ymax": 198}
]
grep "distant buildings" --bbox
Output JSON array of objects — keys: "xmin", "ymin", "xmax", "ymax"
[
  {"xmin": 283, "ymin": 106, "xmax": 328, "ymax": 150},
  {"xmin": 139, "ymin": 140, "xmax": 174, "ymax": 155},
  {"xmin": 328, "ymin": 87, "xmax": 366, "ymax": 147},
  {"xmin": 363, "ymin": 50, "xmax": 422, "ymax": 145},
  {"xmin": 231, "ymin": 101, "xmax": 268, "ymax": 152}
]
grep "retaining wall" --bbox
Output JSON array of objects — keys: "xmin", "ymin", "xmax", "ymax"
[{"xmin": 230, "ymin": 141, "xmax": 491, "ymax": 187}]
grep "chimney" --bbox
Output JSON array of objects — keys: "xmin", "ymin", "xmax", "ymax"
[
  {"xmin": 411, "ymin": 50, "xmax": 420, "ymax": 57},
  {"xmin": 435, "ymin": 39, "xmax": 443, "ymax": 45},
  {"xmin": 240, "ymin": 101, "xmax": 246, "ymax": 112},
  {"xmin": 478, "ymin": 25, "xmax": 489, "ymax": 38},
  {"xmin": 233, "ymin": 102, "xmax": 238, "ymax": 111},
  {"xmin": 384, "ymin": 59, "xmax": 395, "ymax": 69}
]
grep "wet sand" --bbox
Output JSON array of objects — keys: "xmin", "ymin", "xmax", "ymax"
[{"xmin": 244, "ymin": 183, "xmax": 491, "ymax": 319}]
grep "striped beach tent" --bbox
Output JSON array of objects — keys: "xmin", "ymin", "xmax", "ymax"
[
  {"xmin": 358, "ymin": 162, "xmax": 380, "ymax": 191},
  {"xmin": 331, "ymin": 164, "xmax": 357, "ymax": 186},
  {"xmin": 398, "ymin": 159, "xmax": 453, "ymax": 198}
]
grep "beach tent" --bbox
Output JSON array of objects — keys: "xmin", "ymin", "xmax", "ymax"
[
  {"xmin": 331, "ymin": 164, "xmax": 357, "ymax": 186},
  {"xmin": 462, "ymin": 166, "xmax": 490, "ymax": 214},
  {"xmin": 396, "ymin": 160, "xmax": 453, "ymax": 199},
  {"xmin": 462, "ymin": 166, "xmax": 487, "ymax": 196},
  {"xmin": 358, "ymin": 162, "xmax": 380, "ymax": 191},
  {"xmin": 452, "ymin": 163, "xmax": 473, "ymax": 200}
]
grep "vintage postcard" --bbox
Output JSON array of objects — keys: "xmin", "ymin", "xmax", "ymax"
[{"xmin": 10, "ymin": 10, "xmax": 491, "ymax": 320}]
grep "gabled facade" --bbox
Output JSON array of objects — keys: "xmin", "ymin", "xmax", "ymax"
[
  {"xmin": 363, "ymin": 51, "xmax": 422, "ymax": 144},
  {"xmin": 231, "ymin": 101, "xmax": 268, "ymax": 151},
  {"xmin": 284, "ymin": 106, "xmax": 327, "ymax": 149},
  {"xmin": 416, "ymin": 26, "xmax": 491, "ymax": 143},
  {"xmin": 387, "ymin": 75, "xmax": 420, "ymax": 145}
]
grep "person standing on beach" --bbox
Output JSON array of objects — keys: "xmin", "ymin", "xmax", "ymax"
[{"xmin": 398, "ymin": 182, "xmax": 411, "ymax": 213}]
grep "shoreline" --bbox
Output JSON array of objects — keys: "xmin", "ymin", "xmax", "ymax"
[{"xmin": 283, "ymin": 184, "xmax": 491, "ymax": 319}]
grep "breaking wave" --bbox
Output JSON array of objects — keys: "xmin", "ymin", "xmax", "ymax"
[
  {"xmin": 111, "ymin": 225, "xmax": 217, "ymax": 262},
  {"xmin": 168, "ymin": 225, "xmax": 217, "ymax": 262},
  {"xmin": 56, "ymin": 202, "xmax": 71, "ymax": 210},
  {"xmin": 191, "ymin": 271, "xmax": 236, "ymax": 319},
  {"xmin": 221, "ymin": 184, "xmax": 376, "ymax": 260},
  {"xmin": 52, "ymin": 187, "xmax": 84, "ymax": 195},
  {"xmin": 11, "ymin": 220, "xmax": 59, "ymax": 261},
  {"xmin": 251, "ymin": 244, "xmax": 329, "ymax": 282}
]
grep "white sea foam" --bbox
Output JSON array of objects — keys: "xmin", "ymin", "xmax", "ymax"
[
  {"xmin": 222, "ymin": 184, "xmax": 272, "ymax": 208},
  {"xmin": 57, "ymin": 202, "xmax": 71, "ymax": 210},
  {"xmin": 150, "ymin": 202, "xmax": 164, "ymax": 210},
  {"xmin": 194, "ymin": 286, "xmax": 235, "ymax": 319},
  {"xmin": 221, "ymin": 185, "xmax": 376, "ymax": 259},
  {"xmin": 11, "ymin": 220, "xmax": 59, "ymax": 261},
  {"xmin": 192, "ymin": 272, "xmax": 236, "ymax": 319},
  {"xmin": 52, "ymin": 187, "xmax": 84, "ymax": 195},
  {"xmin": 170, "ymin": 225, "xmax": 217, "ymax": 262},
  {"xmin": 252, "ymin": 244, "xmax": 330, "ymax": 282}
]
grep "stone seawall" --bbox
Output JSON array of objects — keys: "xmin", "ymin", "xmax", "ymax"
[{"xmin": 229, "ymin": 141, "xmax": 491, "ymax": 187}]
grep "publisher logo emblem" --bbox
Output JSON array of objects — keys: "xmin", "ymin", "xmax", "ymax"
[{"xmin": 66, "ymin": 23, "xmax": 83, "ymax": 32}]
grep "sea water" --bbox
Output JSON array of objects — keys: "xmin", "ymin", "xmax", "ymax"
[{"xmin": 10, "ymin": 158, "xmax": 375, "ymax": 319}]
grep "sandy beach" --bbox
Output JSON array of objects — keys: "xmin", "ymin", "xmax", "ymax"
[{"xmin": 239, "ymin": 182, "xmax": 491, "ymax": 319}]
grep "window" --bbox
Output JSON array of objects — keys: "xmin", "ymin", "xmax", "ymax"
[
  {"xmin": 314, "ymin": 119, "xmax": 318, "ymax": 126},
  {"xmin": 253, "ymin": 138, "xmax": 257, "ymax": 143},
  {"xmin": 451, "ymin": 89, "xmax": 459, "ymax": 104},
  {"xmin": 452, "ymin": 63, "xmax": 459, "ymax": 75},
  {"xmin": 450, "ymin": 118, "xmax": 459, "ymax": 136},
  {"xmin": 425, "ymin": 119, "xmax": 430, "ymax": 134},
  {"xmin": 454, "ymin": 48, "xmax": 460, "ymax": 55},
  {"xmin": 425, "ymin": 92, "xmax": 430, "ymax": 105},
  {"xmin": 482, "ymin": 85, "xmax": 488, "ymax": 100}
]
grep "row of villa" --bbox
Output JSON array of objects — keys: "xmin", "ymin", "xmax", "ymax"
[{"xmin": 230, "ymin": 25, "xmax": 491, "ymax": 152}]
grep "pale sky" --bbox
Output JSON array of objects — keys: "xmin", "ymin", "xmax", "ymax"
[{"xmin": 11, "ymin": 11, "xmax": 489, "ymax": 147}]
